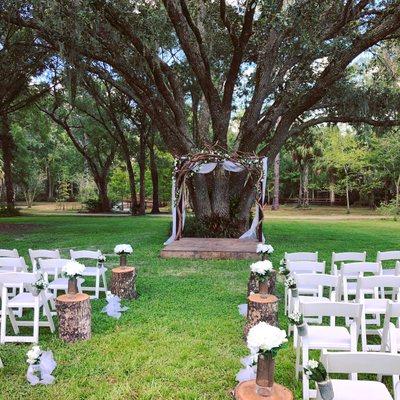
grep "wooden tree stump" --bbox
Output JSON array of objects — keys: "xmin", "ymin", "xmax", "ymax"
[
  {"xmin": 110, "ymin": 267, "xmax": 137, "ymax": 300},
  {"xmin": 234, "ymin": 380, "xmax": 293, "ymax": 400},
  {"xmin": 56, "ymin": 293, "xmax": 91, "ymax": 343},
  {"xmin": 247, "ymin": 271, "xmax": 276, "ymax": 296},
  {"xmin": 244, "ymin": 294, "xmax": 279, "ymax": 337}
]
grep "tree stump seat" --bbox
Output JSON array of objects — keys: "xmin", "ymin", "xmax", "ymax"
[
  {"xmin": 244, "ymin": 294, "xmax": 279, "ymax": 337},
  {"xmin": 110, "ymin": 266, "xmax": 138, "ymax": 300},
  {"xmin": 56, "ymin": 293, "xmax": 91, "ymax": 343},
  {"xmin": 234, "ymin": 380, "xmax": 293, "ymax": 400}
]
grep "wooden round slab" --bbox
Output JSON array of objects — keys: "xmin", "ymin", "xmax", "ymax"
[
  {"xmin": 235, "ymin": 380, "xmax": 293, "ymax": 400},
  {"xmin": 56, "ymin": 293, "xmax": 91, "ymax": 343},
  {"xmin": 244, "ymin": 294, "xmax": 279, "ymax": 337},
  {"xmin": 110, "ymin": 266, "xmax": 138, "ymax": 300}
]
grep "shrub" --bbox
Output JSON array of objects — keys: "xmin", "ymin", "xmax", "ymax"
[
  {"xmin": 378, "ymin": 199, "xmax": 399, "ymax": 221},
  {"xmin": 82, "ymin": 198, "xmax": 103, "ymax": 213},
  {"xmin": 0, "ymin": 206, "xmax": 21, "ymax": 217}
]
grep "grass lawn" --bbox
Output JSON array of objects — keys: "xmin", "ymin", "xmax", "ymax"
[{"xmin": 0, "ymin": 215, "xmax": 399, "ymax": 400}]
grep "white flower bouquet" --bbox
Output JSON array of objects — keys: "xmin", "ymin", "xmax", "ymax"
[
  {"xmin": 114, "ymin": 244, "xmax": 133, "ymax": 255},
  {"xmin": 31, "ymin": 276, "xmax": 48, "ymax": 296},
  {"xmin": 304, "ymin": 360, "xmax": 334, "ymax": 400},
  {"xmin": 26, "ymin": 345, "xmax": 56, "ymax": 386},
  {"xmin": 114, "ymin": 244, "xmax": 133, "ymax": 267},
  {"xmin": 256, "ymin": 244, "xmax": 274, "ymax": 260},
  {"xmin": 288, "ymin": 312, "xmax": 308, "ymax": 336},
  {"xmin": 284, "ymin": 275, "xmax": 296, "ymax": 289},
  {"xmin": 98, "ymin": 255, "xmax": 106, "ymax": 263},
  {"xmin": 247, "ymin": 322, "xmax": 287, "ymax": 357},
  {"xmin": 250, "ymin": 260, "xmax": 274, "ymax": 282},
  {"xmin": 62, "ymin": 261, "xmax": 85, "ymax": 278},
  {"xmin": 279, "ymin": 265, "xmax": 290, "ymax": 276}
]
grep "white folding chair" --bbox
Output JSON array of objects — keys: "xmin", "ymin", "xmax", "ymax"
[
  {"xmin": 70, "ymin": 250, "xmax": 107, "ymax": 299},
  {"xmin": 296, "ymin": 301, "xmax": 362, "ymax": 400},
  {"xmin": 356, "ymin": 275, "xmax": 400, "ymax": 351},
  {"xmin": 29, "ymin": 249, "xmax": 60, "ymax": 271},
  {"xmin": 285, "ymin": 252, "xmax": 318, "ymax": 262},
  {"xmin": 292, "ymin": 274, "xmax": 339, "ymax": 328},
  {"xmin": 0, "ymin": 272, "xmax": 55, "ymax": 343},
  {"xmin": 318, "ymin": 350, "xmax": 400, "ymax": 400},
  {"xmin": 0, "ymin": 249, "xmax": 19, "ymax": 258},
  {"xmin": 39, "ymin": 258, "xmax": 84, "ymax": 300},
  {"xmin": 380, "ymin": 301, "xmax": 400, "ymax": 354},
  {"xmin": 0, "ymin": 257, "xmax": 28, "ymax": 272},
  {"xmin": 377, "ymin": 251, "xmax": 400, "ymax": 276},
  {"xmin": 331, "ymin": 251, "xmax": 367, "ymax": 275},
  {"xmin": 285, "ymin": 261, "xmax": 326, "ymax": 315}
]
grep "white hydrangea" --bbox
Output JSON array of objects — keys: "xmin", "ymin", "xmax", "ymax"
[
  {"xmin": 98, "ymin": 255, "xmax": 106, "ymax": 263},
  {"xmin": 62, "ymin": 260, "xmax": 85, "ymax": 278},
  {"xmin": 306, "ymin": 359, "xmax": 319, "ymax": 370},
  {"xmin": 114, "ymin": 244, "xmax": 133, "ymax": 254},
  {"xmin": 284, "ymin": 275, "xmax": 296, "ymax": 288},
  {"xmin": 250, "ymin": 260, "xmax": 273, "ymax": 275},
  {"xmin": 247, "ymin": 322, "xmax": 287, "ymax": 355},
  {"xmin": 256, "ymin": 244, "xmax": 274, "ymax": 254},
  {"xmin": 288, "ymin": 312, "xmax": 302, "ymax": 324},
  {"xmin": 26, "ymin": 345, "xmax": 41, "ymax": 364}
]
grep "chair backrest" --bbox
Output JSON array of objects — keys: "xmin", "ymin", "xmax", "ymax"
[
  {"xmin": 300, "ymin": 301, "xmax": 363, "ymax": 320},
  {"xmin": 29, "ymin": 249, "xmax": 60, "ymax": 270},
  {"xmin": 321, "ymin": 350, "xmax": 400, "ymax": 377},
  {"xmin": 332, "ymin": 251, "xmax": 366, "ymax": 264},
  {"xmin": 0, "ymin": 272, "xmax": 39, "ymax": 286},
  {"xmin": 0, "ymin": 249, "xmax": 19, "ymax": 258},
  {"xmin": 38, "ymin": 258, "xmax": 70, "ymax": 277},
  {"xmin": 340, "ymin": 262, "xmax": 381, "ymax": 277},
  {"xmin": 287, "ymin": 261, "xmax": 325, "ymax": 274},
  {"xmin": 284, "ymin": 252, "xmax": 318, "ymax": 262},
  {"xmin": 70, "ymin": 249, "xmax": 101, "ymax": 261},
  {"xmin": 0, "ymin": 257, "xmax": 27, "ymax": 272},
  {"xmin": 356, "ymin": 275, "xmax": 400, "ymax": 302},
  {"xmin": 295, "ymin": 273, "xmax": 339, "ymax": 289},
  {"xmin": 377, "ymin": 251, "xmax": 400, "ymax": 262}
]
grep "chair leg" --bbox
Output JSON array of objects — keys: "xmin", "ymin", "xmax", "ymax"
[
  {"xmin": 295, "ymin": 339, "xmax": 301, "ymax": 380},
  {"xmin": 302, "ymin": 345, "xmax": 310, "ymax": 400},
  {"xmin": 95, "ymin": 274, "xmax": 100, "ymax": 299},
  {"xmin": 42, "ymin": 298, "xmax": 55, "ymax": 333},
  {"xmin": 284, "ymin": 287, "xmax": 288, "ymax": 315},
  {"xmin": 7, "ymin": 307, "xmax": 19, "ymax": 335},
  {"xmin": 0, "ymin": 357, "xmax": 3, "ymax": 368},
  {"xmin": 101, "ymin": 271, "xmax": 108, "ymax": 292},
  {"xmin": 33, "ymin": 303, "xmax": 40, "ymax": 343}
]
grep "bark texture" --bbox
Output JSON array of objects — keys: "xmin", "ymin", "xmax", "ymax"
[
  {"xmin": 111, "ymin": 267, "xmax": 138, "ymax": 299},
  {"xmin": 0, "ymin": 113, "xmax": 15, "ymax": 210},
  {"xmin": 244, "ymin": 294, "xmax": 278, "ymax": 337},
  {"xmin": 56, "ymin": 293, "xmax": 91, "ymax": 342}
]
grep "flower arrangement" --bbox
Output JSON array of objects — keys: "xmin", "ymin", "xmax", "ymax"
[
  {"xmin": 247, "ymin": 321, "xmax": 288, "ymax": 357},
  {"xmin": 31, "ymin": 276, "xmax": 48, "ymax": 296},
  {"xmin": 304, "ymin": 360, "xmax": 334, "ymax": 400},
  {"xmin": 98, "ymin": 255, "xmax": 106, "ymax": 263},
  {"xmin": 279, "ymin": 265, "xmax": 290, "ymax": 276},
  {"xmin": 26, "ymin": 345, "xmax": 42, "ymax": 365},
  {"xmin": 62, "ymin": 261, "xmax": 85, "ymax": 296},
  {"xmin": 247, "ymin": 322, "xmax": 288, "ymax": 396},
  {"xmin": 285, "ymin": 275, "xmax": 298, "ymax": 297},
  {"xmin": 62, "ymin": 261, "xmax": 85, "ymax": 278},
  {"xmin": 250, "ymin": 260, "xmax": 274, "ymax": 281},
  {"xmin": 26, "ymin": 345, "xmax": 56, "ymax": 386},
  {"xmin": 114, "ymin": 244, "xmax": 133, "ymax": 254},
  {"xmin": 288, "ymin": 312, "xmax": 308, "ymax": 336},
  {"xmin": 114, "ymin": 244, "xmax": 133, "ymax": 267},
  {"xmin": 256, "ymin": 244, "xmax": 274, "ymax": 260}
]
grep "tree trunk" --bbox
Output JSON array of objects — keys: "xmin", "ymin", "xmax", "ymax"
[
  {"xmin": 329, "ymin": 184, "xmax": 335, "ymax": 206},
  {"xmin": 120, "ymin": 144, "xmax": 138, "ymax": 216},
  {"xmin": 345, "ymin": 174, "xmax": 350, "ymax": 214},
  {"xmin": 0, "ymin": 113, "xmax": 15, "ymax": 211},
  {"xmin": 297, "ymin": 169, "xmax": 303, "ymax": 208},
  {"xmin": 396, "ymin": 175, "xmax": 400, "ymax": 209},
  {"xmin": 148, "ymin": 134, "xmax": 160, "ymax": 214},
  {"xmin": 138, "ymin": 129, "xmax": 146, "ymax": 215},
  {"xmin": 271, "ymin": 153, "xmax": 280, "ymax": 211},
  {"xmin": 302, "ymin": 163, "xmax": 309, "ymax": 208},
  {"xmin": 94, "ymin": 174, "xmax": 111, "ymax": 212}
]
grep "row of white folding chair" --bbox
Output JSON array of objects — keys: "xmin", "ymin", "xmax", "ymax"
[
  {"xmin": 31, "ymin": 249, "xmax": 107, "ymax": 299},
  {"xmin": 317, "ymin": 351, "xmax": 400, "ymax": 400},
  {"xmin": 295, "ymin": 301, "xmax": 363, "ymax": 400},
  {"xmin": 0, "ymin": 272, "xmax": 54, "ymax": 343},
  {"xmin": 0, "ymin": 249, "xmax": 19, "ymax": 258}
]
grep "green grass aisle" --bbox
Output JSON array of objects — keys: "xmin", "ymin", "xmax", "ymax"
[{"xmin": 0, "ymin": 216, "xmax": 399, "ymax": 399}]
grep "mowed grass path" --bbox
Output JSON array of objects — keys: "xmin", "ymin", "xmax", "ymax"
[{"xmin": 0, "ymin": 215, "xmax": 399, "ymax": 400}]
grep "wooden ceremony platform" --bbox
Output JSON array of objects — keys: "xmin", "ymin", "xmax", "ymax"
[{"xmin": 160, "ymin": 238, "xmax": 260, "ymax": 260}]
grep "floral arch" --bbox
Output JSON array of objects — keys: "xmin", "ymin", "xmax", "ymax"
[{"xmin": 165, "ymin": 151, "xmax": 268, "ymax": 245}]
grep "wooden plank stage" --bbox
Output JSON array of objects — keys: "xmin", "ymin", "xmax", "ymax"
[{"xmin": 160, "ymin": 237, "xmax": 260, "ymax": 260}]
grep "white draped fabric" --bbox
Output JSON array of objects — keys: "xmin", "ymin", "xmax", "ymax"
[{"xmin": 164, "ymin": 158, "xmax": 268, "ymax": 245}]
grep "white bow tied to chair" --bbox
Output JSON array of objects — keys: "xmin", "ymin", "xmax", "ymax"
[
  {"xmin": 102, "ymin": 291, "xmax": 129, "ymax": 319},
  {"xmin": 26, "ymin": 351, "xmax": 56, "ymax": 385}
]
